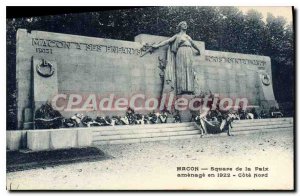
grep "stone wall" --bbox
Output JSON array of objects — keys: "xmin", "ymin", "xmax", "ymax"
[
  {"xmin": 16, "ymin": 29, "xmax": 277, "ymax": 129},
  {"xmin": 16, "ymin": 29, "xmax": 163, "ymax": 129}
]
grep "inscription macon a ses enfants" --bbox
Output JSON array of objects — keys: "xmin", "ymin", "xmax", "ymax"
[
  {"xmin": 31, "ymin": 37, "xmax": 266, "ymax": 67},
  {"xmin": 32, "ymin": 38, "xmax": 143, "ymax": 55}
]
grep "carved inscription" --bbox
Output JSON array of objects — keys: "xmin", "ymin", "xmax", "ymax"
[
  {"xmin": 32, "ymin": 38, "xmax": 142, "ymax": 55},
  {"xmin": 205, "ymin": 55, "xmax": 266, "ymax": 67}
]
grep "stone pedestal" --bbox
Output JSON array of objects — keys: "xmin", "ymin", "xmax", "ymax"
[
  {"xmin": 178, "ymin": 110, "xmax": 193, "ymax": 122},
  {"xmin": 32, "ymin": 57, "xmax": 58, "ymax": 128},
  {"xmin": 6, "ymin": 130, "xmax": 27, "ymax": 150},
  {"xmin": 177, "ymin": 94, "xmax": 194, "ymax": 122},
  {"xmin": 166, "ymin": 117, "xmax": 175, "ymax": 123},
  {"xmin": 33, "ymin": 58, "xmax": 58, "ymax": 108},
  {"xmin": 23, "ymin": 108, "xmax": 33, "ymax": 129}
]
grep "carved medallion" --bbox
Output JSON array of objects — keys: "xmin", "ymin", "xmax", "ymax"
[
  {"xmin": 261, "ymin": 72, "xmax": 271, "ymax": 86},
  {"xmin": 36, "ymin": 59, "xmax": 55, "ymax": 77}
]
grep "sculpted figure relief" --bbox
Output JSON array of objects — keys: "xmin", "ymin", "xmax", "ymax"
[{"xmin": 152, "ymin": 21, "xmax": 201, "ymax": 95}]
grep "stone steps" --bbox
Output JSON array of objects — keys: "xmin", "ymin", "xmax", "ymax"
[
  {"xmin": 92, "ymin": 123, "xmax": 200, "ymax": 145},
  {"xmin": 93, "ymin": 133, "xmax": 202, "ymax": 145},
  {"xmin": 93, "ymin": 129, "xmax": 201, "ymax": 141},
  {"xmin": 92, "ymin": 123, "xmax": 293, "ymax": 143},
  {"xmin": 91, "ymin": 118, "xmax": 293, "ymax": 136},
  {"xmin": 233, "ymin": 118, "xmax": 293, "ymax": 124},
  {"xmin": 233, "ymin": 122, "xmax": 293, "ymax": 130},
  {"xmin": 234, "ymin": 123, "xmax": 293, "ymax": 132},
  {"xmin": 89, "ymin": 122, "xmax": 194, "ymax": 131},
  {"xmin": 233, "ymin": 122, "xmax": 292, "ymax": 128},
  {"xmin": 232, "ymin": 127, "xmax": 292, "ymax": 135},
  {"xmin": 92, "ymin": 118, "xmax": 293, "ymax": 145},
  {"xmin": 233, "ymin": 120, "xmax": 293, "ymax": 126},
  {"xmin": 93, "ymin": 124, "xmax": 294, "ymax": 145},
  {"xmin": 7, "ymin": 118, "xmax": 293, "ymax": 151},
  {"xmin": 205, "ymin": 127, "xmax": 292, "ymax": 138},
  {"xmin": 92, "ymin": 125, "xmax": 196, "ymax": 136}
]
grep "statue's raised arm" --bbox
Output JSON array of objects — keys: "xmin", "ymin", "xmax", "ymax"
[
  {"xmin": 140, "ymin": 35, "xmax": 177, "ymax": 57},
  {"xmin": 152, "ymin": 35, "xmax": 177, "ymax": 49}
]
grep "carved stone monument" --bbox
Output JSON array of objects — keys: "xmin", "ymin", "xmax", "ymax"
[{"xmin": 16, "ymin": 28, "xmax": 277, "ymax": 129}]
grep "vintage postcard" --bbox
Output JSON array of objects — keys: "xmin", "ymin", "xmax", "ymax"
[{"xmin": 6, "ymin": 6, "xmax": 295, "ymax": 190}]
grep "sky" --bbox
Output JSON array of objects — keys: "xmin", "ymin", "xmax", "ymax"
[{"xmin": 237, "ymin": 6, "xmax": 293, "ymax": 23}]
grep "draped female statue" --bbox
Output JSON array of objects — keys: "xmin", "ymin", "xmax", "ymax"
[{"xmin": 152, "ymin": 21, "xmax": 201, "ymax": 95}]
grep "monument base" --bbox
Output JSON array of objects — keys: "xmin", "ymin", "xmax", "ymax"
[
  {"xmin": 261, "ymin": 100, "xmax": 279, "ymax": 110},
  {"xmin": 177, "ymin": 94, "xmax": 195, "ymax": 122},
  {"xmin": 178, "ymin": 110, "xmax": 193, "ymax": 122},
  {"xmin": 166, "ymin": 117, "xmax": 175, "ymax": 123}
]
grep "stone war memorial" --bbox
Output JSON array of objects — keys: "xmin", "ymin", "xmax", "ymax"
[
  {"xmin": 7, "ymin": 21, "xmax": 283, "ymax": 151},
  {"xmin": 16, "ymin": 27, "xmax": 277, "ymax": 130},
  {"xmin": 6, "ymin": 7, "xmax": 294, "ymax": 191}
]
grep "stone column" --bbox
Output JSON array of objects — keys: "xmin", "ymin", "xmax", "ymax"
[{"xmin": 32, "ymin": 57, "xmax": 58, "ymax": 128}]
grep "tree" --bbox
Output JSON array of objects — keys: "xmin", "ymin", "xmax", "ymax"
[
  {"xmin": 242, "ymin": 9, "xmax": 267, "ymax": 54},
  {"xmin": 265, "ymin": 13, "xmax": 294, "ymax": 103},
  {"xmin": 217, "ymin": 6, "xmax": 246, "ymax": 52}
]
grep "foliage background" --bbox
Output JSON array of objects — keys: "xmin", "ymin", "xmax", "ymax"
[{"xmin": 6, "ymin": 7, "xmax": 294, "ymax": 130}]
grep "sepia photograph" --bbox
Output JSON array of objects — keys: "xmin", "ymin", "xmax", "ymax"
[{"xmin": 5, "ymin": 6, "xmax": 295, "ymax": 190}]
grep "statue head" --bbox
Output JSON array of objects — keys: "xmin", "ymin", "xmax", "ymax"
[{"xmin": 177, "ymin": 21, "xmax": 188, "ymax": 31}]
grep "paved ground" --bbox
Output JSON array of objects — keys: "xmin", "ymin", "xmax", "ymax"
[{"xmin": 7, "ymin": 130, "xmax": 294, "ymax": 190}]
